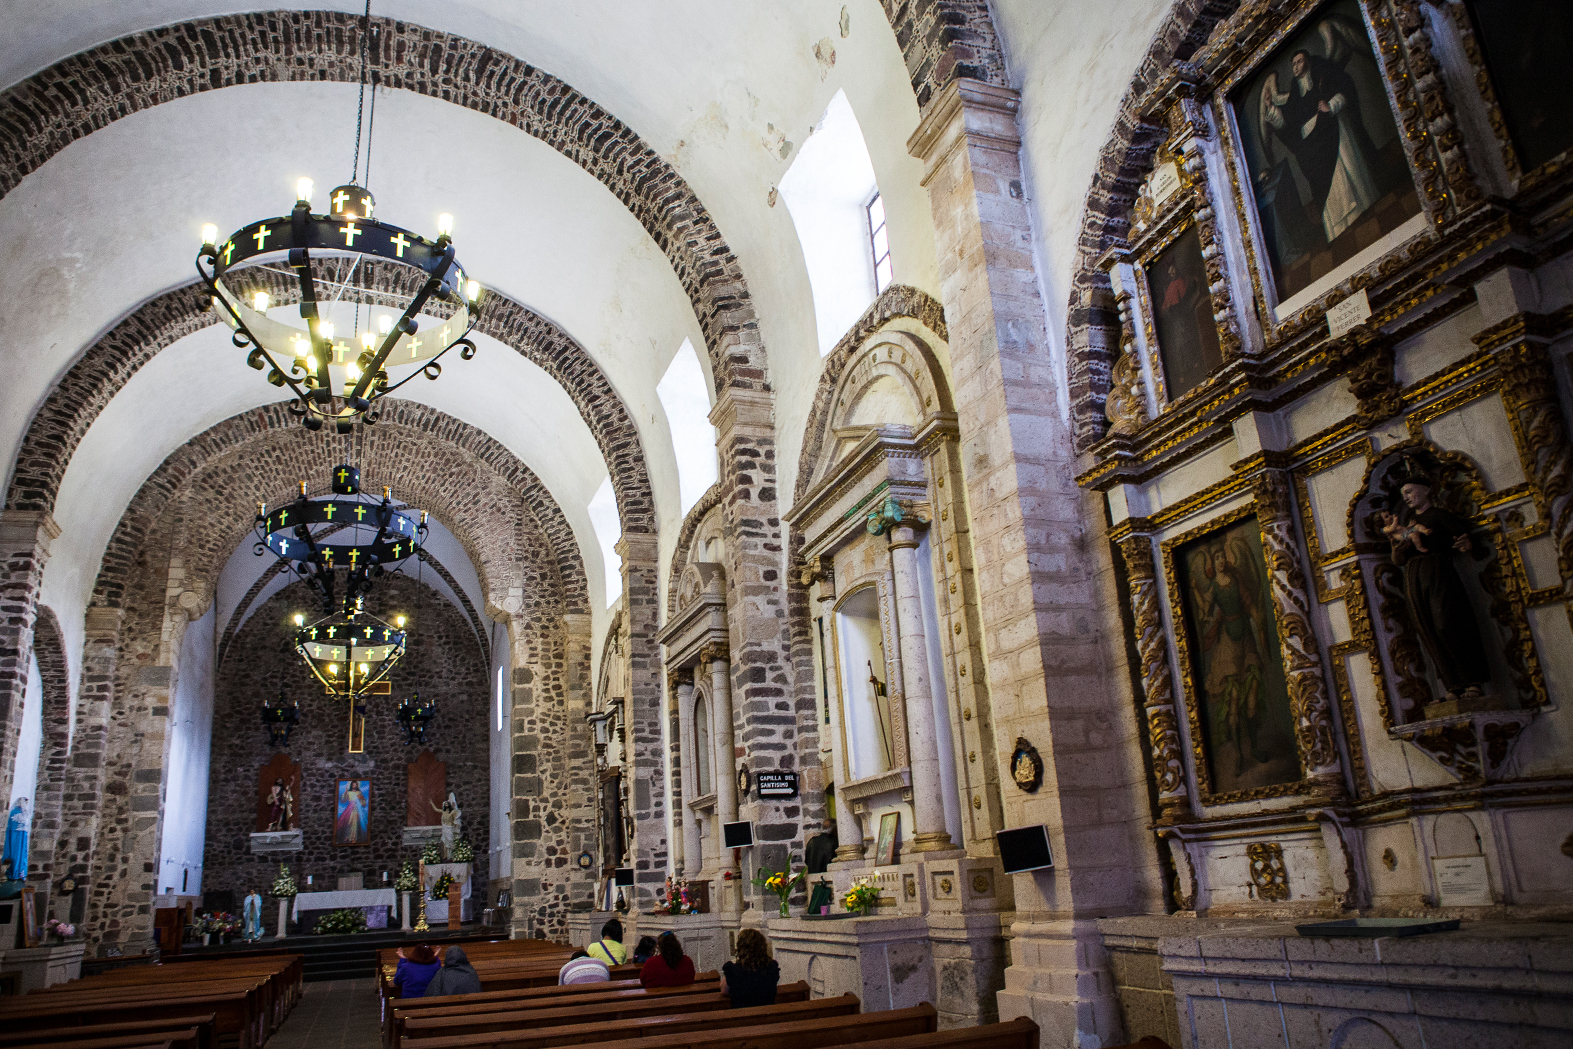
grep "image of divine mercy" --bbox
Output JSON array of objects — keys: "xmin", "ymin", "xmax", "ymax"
[{"xmin": 336, "ymin": 780, "xmax": 369, "ymax": 845}]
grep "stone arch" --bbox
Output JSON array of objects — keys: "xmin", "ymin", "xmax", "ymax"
[
  {"xmin": 1062, "ymin": 0, "xmax": 1244, "ymax": 450},
  {"xmin": 665, "ymin": 483, "xmax": 723, "ymax": 620},
  {"xmin": 5, "ymin": 261, "xmax": 654, "ymax": 537},
  {"xmin": 873, "ymin": 2, "xmax": 1009, "ymax": 109},
  {"xmin": 0, "ymin": 11, "xmax": 767, "ymax": 393},
  {"xmin": 22, "ymin": 604, "xmax": 72, "ymax": 907},
  {"xmin": 89, "ymin": 400, "xmax": 586, "ymax": 619},
  {"xmin": 791, "ymin": 285, "xmax": 950, "ymax": 505}
]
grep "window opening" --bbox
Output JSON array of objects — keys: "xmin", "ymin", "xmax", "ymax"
[{"xmin": 868, "ymin": 192, "xmax": 892, "ymax": 294}]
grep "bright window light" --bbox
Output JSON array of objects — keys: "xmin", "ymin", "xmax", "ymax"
[
  {"xmin": 868, "ymin": 192, "xmax": 892, "ymax": 294},
  {"xmin": 496, "ymin": 665, "xmax": 504, "ymax": 731},
  {"xmin": 588, "ymin": 476, "xmax": 623, "ymax": 608},
  {"xmin": 657, "ymin": 339, "xmax": 719, "ymax": 515},
  {"xmin": 778, "ymin": 90, "xmax": 881, "ymax": 355}
]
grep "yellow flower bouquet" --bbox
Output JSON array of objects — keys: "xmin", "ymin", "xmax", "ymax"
[
  {"xmin": 751, "ymin": 865, "xmax": 807, "ymax": 917},
  {"xmin": 843, "ymin": 878, "xmax": 880, "ymax": 916}
]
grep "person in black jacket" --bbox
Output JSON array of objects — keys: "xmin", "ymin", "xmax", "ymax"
[
  {"xmin": 422, "ymin": 946, "xmax": 483, "ymax": 997},
  {"xmin": 720, "ymin": 928, "xmax": 779, "ymax": 1007}
]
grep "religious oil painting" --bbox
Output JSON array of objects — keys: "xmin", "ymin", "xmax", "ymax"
[
  {"xmin": 334, "ymin": 779, "xmax": 371, "ymax": 846},
  {"xmin": 1146, "ymin": 224, "xmax": 1223, "ymax": 400},
  {"xmin": 1464, "ymin": 0, "xmax": 1573, "ymax": 173},
  {"xmin": 1231, "ymin": 0, "xmax": 1420, "ymax": 304},
  {"xmin": 1174, "ymin": 516, "xmax": 1300, "ymax": 796},
  {"xmin": 875, "ymin": 811, "xmax": 901, "ymax": 866}
]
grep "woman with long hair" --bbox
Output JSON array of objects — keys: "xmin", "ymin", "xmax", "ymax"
[
  {"xmin": 720, "ymin": 928, "xmax": 780, "ymax": 1006},
  {"xmin": 638, "ymin": 931, "xmax": 696, "ymax": 988}
]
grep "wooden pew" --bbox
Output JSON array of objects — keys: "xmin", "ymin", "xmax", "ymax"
[
  {"xmin": 0, "ymin": 986, "xmax": 262, "ymax": 1049},
  {"xmin": 0, "ymin": 1017, "xmax": 213, "ymax": 1049},
  {"xmin": 393, "ymin": 987, "xmax": 811, "ymax": 1049},
  {"xmin": 385, "ymin": 976, "xmax": 726, "ymax": 1049},
  {"xmin": 26, "ymin": 975, "xmax": 276, "ymax": 1041},
  {"xmin": 405, "ymin": 1001, "xmax": 935, "ymax": 1049},
  {"xmin": 399, "ymin": 983, "xmax": 815, "ymax": 1048},
  {"xmin": 43, "ymin": 956, "xmax": 302, "ymax": 1028},
  {"xmin": 1, "ymin": 1030, "xmax": 202, "ymax": 1049},
  {"xmin": 798, "ymin": 1019, "xmax": 1041, "ymax": 1049}
]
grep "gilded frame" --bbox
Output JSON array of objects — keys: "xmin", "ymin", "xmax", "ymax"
[
  {"xmin": 1211, "ymin": 0, "xmax": 1444, "ymax": 337},
  {"xmin": 1161, "ymin": 501, "xmax": 1309, "ymax": 805}
]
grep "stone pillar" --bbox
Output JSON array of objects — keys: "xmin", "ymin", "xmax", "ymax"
[
  {"xmin": 0, "ymin": 511, "xmax": 59, "ymax": 807},
  {"xmin": 619, "ymin": 532, "xmax": 666, "ymax": 911},
  {"xmin": 1252, "ymin": 468, "xmax": 1343, "ymax": 795},
  {"xmin": 908, "ymin": 78, "xmax": 1144, "ymax": 1046},
  {"xmin": 674, "ymin": 674, "xmax": 702, "ymax": 877},
  {"xmin": 53, "ymin": 607, "xmax": 120, "ymax": 927},
  {"xmin": 879, "ymin": 512, "xmax": 955, "ymax": 853},
  {"xmin": 704, "ymin": 642, "xmax": 741, "ymax": 910},
  {"xmin": 1114, "ymin": 532, "xmax": 1190, "ymax": 821}
]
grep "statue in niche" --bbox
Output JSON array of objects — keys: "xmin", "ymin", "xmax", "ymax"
[
  {"xmin": 431, "ymin": 792, "xmax": 462, "ymax": 858},
  {"xmin": 1378, "ymin": 458, "xmax": 1492, "ymax": 708},
  {"xmin": 264, "ymin": 778, "xmax": 295, "ymax": 832}
]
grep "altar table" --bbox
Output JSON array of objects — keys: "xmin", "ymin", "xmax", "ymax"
[{"xmin": 290, "ymin": 887, "xmax": 398, "ymax": 920}]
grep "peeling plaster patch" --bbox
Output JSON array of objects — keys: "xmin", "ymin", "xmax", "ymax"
[
  {"xmin": 840, "ymin": 7, "xmax": 851, "ymax": 38},
  {"xmin": 768, "ymin": 187, "xmax": 779, "ymax": 208},
  {"xmin": 813, "ymin": 38, "xmax": 837, "ymax": 79},
  {"xmin": 763, "ymin": 123, "xmax": 793, "ymax": 160}
]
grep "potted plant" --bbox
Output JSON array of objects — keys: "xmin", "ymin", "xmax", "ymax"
[
  {"xmin": 843, "ymin": 878, "xmax": 880, "ymax": 917},
  {"xmin": 752, "ymin": 866, "xmax": 807, "ymax": 918},
  {"xmin": 313, "ymin": 907, "xmax": 368, "ymax": 936}
]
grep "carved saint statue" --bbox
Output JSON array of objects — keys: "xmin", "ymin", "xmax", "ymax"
[
  {"xmin": 242, "ymin": 890, "xmax": 264, "ymax": 942},
  {"xmin": 3, "ymin": 797, "xmax": 30, "ymax": 880},
  {"xmin": 1378, "ymin": 463, "xmax": 1492, "ymax": 704},
  {"xmin": 431, "ymin": 792, "xmax": 462, "ymax": 858},
  {"xmin": 265, "ymin": 778, "xmax": 295, "ymax": 832}
]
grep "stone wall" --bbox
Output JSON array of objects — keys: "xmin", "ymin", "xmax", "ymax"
[{"xmin": 201, "ymin": 575, "xmax": 490, "ymax": 930}]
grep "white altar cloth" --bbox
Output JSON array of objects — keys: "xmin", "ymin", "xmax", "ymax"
[{"xmin": 290, "ymin": 887, "xmax": 398, "ymax": 920}]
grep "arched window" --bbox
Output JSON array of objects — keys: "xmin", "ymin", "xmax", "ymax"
[{"xmin": 693, "ymin": 693, "xmax": 713, "ymax": 797}]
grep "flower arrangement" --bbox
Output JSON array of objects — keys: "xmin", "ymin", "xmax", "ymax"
[
  {"xmin": 269, "ymin": 864, "xmax": 299, "ymax": 898},
  {"xmin": 842, "ymin": 878, "xmax": 880, "ymax": 915},
  {"xmin": 313, "ymin": 907, "xmax": 368, "ymax": 936},
  {"xmin": 752, "ymin": 865, "xmax": 807, "ymax": 917},
  {"xmin": 421, "ymin": 841, "xmax": 444, "ymax": 865},
  {"xmin": 656, "ymin": 876, "xmax": 696, "ymax": 915},
  {"xmin": 394, "ymin": 861, "xmax": 419, "ymax": 893},
  {"xmin": 44, "ymin": 917, "xmax": 77, "ymax": 939},
  {"xmin": 430, "ymin": 871, "xmax": 459, "ymax": 901},
  {"xmin": 451, "ymin": 837, "xmax": 475, "ymax": 863},
  {"xmin": 196, "ymin": 911, "xmax": 242, "ymax": 937}
]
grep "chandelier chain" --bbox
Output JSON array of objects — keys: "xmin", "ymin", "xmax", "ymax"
[{"xmin": 351, "ymin": 0, "xmax": 372, "ymax": 185}]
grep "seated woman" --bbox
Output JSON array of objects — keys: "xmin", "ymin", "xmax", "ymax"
[
  {"xmin": 393, "ymin": 944, "xmax": 441, "ymax": 998},
  {"xmin": 638, "ymin": 931, "xmax": 696, "ymax": 988},
  {"xmin": 720, "ymin": 929, "xmax": 780, "ymax": 1007},
  {"xmin": 559, "ymin": 949, "xmax": 611, "ymax": 985},
  {"xmin": 632, "ymin": 935, "xmax": 658, "ymax": 965}
]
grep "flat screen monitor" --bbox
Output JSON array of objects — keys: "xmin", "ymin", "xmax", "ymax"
[
  {"xmin": 613, "ymin": 867, "xmax": 635, "ymax": 887},
  {"xmin": 722, "ymin": 820, "xmax": 755, "ymax": 848},
  {"xmin": 996, "ymin": 824, "xmax": 1053, "ymax": 874}
]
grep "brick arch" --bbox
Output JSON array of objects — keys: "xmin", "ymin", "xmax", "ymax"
[
  {"xmin": 791, "ymin": 284, "xmax": 950, "ymax": 504},
  {"xmin": 4, "ymin": 262, "xmax": 654, "ymax": 536},
  {"xmin": 90, "ymin": 399, "xmax": 588, "ymax": 620},
  {"xmin": 1062, "ymin": 0, "xmax": 1243, "ymax": 450},
  {"xmin": 875, "ymin": 0, "xmax": 1010, "ymax": 108},
  {"xmin": 21, "ymin": 605, "xmax": 72, "ymax": 903},
  {"xmin": 0, "ymin": 10, "xmax": 767, "ymax": 394}
]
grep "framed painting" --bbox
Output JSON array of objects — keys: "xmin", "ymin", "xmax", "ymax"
[
  {"xmin": 875, "ymin": 811, "xmax": 900, "ymax": 866},
  {"xmin": 20, "ymin": 886, "xmax": 39, "ymax": 947},
  {"xmin": 1143, "ymin": 223, "xmax": 1223, "ymax": 401},
  {"xmin": 1229, "ymin": 0, "xmax": 1421, "ymax": 307},
  {"xmin": 1170, "ymin": 512, "xmax": 1302, "ymax": 798},
  {"xmin": 1463, "ymin": 0, "xmax": 1573, "ymax": 174},
  {"xmin": 334, "ymin": 779, "xmax": 371, "ymax": 846}
]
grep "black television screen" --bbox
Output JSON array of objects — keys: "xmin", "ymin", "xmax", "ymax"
[
  {"xmin": 722, "ymin": 820, "xmax": 754, "ymax": 848},
  {"xmin": 996, "ymin": 825, "xmax": 1053, "ymax": 873},
  {"xmin": 613, "ymin": 867, "xmax": 635, "ymax": 887}
]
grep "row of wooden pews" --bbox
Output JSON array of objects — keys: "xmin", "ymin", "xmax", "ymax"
[
  {"xmin": 378, "ymin": 938, "xmax": 1171, "ymax": 1049},
  {"xmin": 0, "ymin": 953, "xmax": 303, "ymax": 1049}
]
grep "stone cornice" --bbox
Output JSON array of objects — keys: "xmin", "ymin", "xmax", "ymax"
[{"xmin": 907, "ymin": 77, "xmax": 1023, "ymax": 170}]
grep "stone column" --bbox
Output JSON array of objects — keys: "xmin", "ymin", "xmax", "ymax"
[
  {"xmin": 1114, "ymin": 532, "xmax": 1190, "ymax": 821},
  {"xmin": 704, "ymin": 642, "xmax": 741, "ymax": 910},
  {"xmin": 618, "ymin": 532, "xmax": 667, "ymax": 911},
  {"xmin": 53, "ymin": 607, "xmax": 121, "ymax": 926},
  {"xmin": 875, "ymin": 506, "xmax": 955, "ymax": 853},
  {"xmin": 0, "ymin": 510, "xmax": 59, "ymax": 807},
  {"xmin": 1252, "ymin": 469, "xmax": 1343, "ymax": 795},
  {"xmin": 674, "ymin": 673, "xmax": 702, "ymax": 877},
  {"xmin": 908, "ymin": 78, "xmax": 1142, "ymax": 1046}
]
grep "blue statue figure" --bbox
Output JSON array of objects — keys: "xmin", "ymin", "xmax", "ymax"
[
  {"xmin": 242, "ymin": 890, "xmax": 264, "ymax": 942},
  {"xmin": 3, "ymin": 798, "xmax": 30, "ymax": 881}
]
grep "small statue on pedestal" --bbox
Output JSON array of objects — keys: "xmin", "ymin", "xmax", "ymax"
[
  {"xmin": 265, "ymin": 778, "xmax": 294, "ymax": 832},
  {"xmin": 242, "ymin": 890, "xmax": 264, "ymax": 941},
  {"xmin": 1379, "ymin": 460, "xmax": 1492, "ymax": 711},
  {"xmin": 431, "ymin": 791, "xmax": 462, "ymax": 860}
]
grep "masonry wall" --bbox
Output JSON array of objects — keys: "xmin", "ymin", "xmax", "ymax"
[{"xmin": 201, "ymin": 575, "xmax": 490, "ymax": 929}]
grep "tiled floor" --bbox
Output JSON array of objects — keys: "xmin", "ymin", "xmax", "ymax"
[{"xmin": 268, "ymin": 979, "xmax": 383, "ymax": 1049}]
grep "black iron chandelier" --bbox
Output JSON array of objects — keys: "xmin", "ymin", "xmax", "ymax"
[
  {"xmin": 196, "ymin": 2, "xmax": 483, "ymax": 433},
  {"xmin": 396, "ymin": 691, "xmax": 438, "ymax": 745}
]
